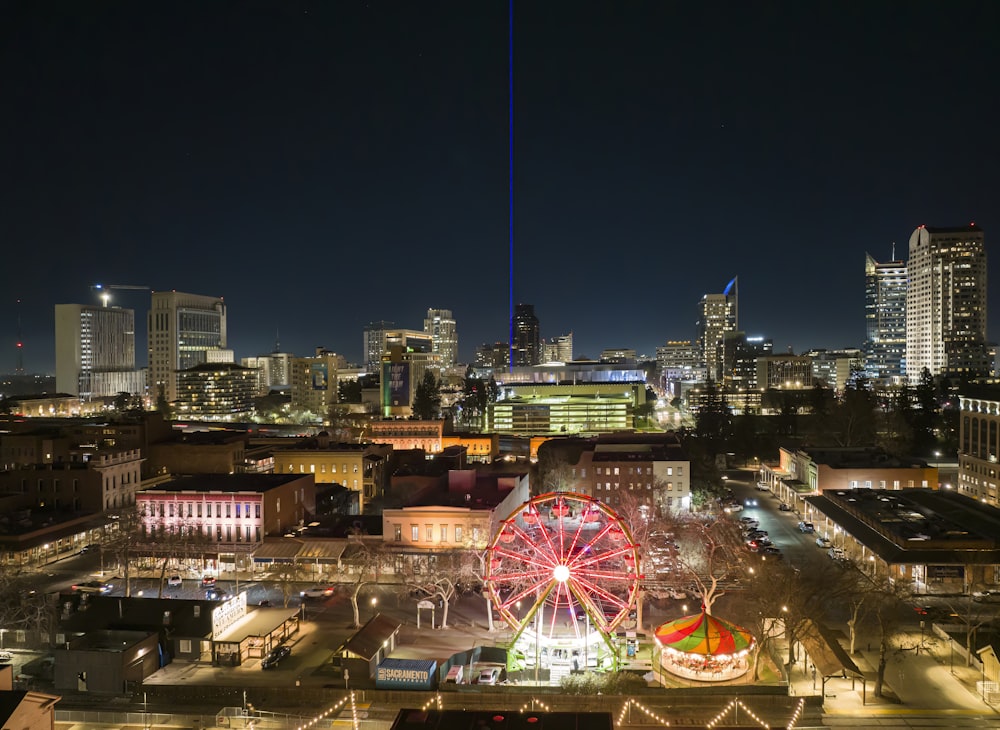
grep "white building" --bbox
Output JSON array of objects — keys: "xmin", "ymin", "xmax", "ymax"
[
  {"xmin": 906, "ymin": 224, "xmax": 991, "ymax": 382},
  {"xmin": 424, "ymin": 308, "xmax": 458, "ymax": 368},
  {"xmin": 54, "ymin": 303, "xmax": 144, "ymax": 398},
  {"xmin": 148, "ymin": 291, "xmax": 227, "ymax": 404}
]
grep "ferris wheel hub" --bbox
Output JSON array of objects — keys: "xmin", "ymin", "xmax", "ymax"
[{"xmin": 552, "ymin": 564, "xmax": 570, "ymax": 583}]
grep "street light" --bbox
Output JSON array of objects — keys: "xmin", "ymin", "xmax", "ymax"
[{"xmin": 371, "ymin": 596, "xmax": 378, "ymax": 617}]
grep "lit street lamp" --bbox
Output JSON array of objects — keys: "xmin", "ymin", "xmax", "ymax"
[{"xmin": 371, "ymin": 596, "xmax": 378, "ymax": 617}]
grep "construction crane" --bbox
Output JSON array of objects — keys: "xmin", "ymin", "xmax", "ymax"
[{"xmin": 91, "ymin": 283, "xmax": 150, "ymax": 307}]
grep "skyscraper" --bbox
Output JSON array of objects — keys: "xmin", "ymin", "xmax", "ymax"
[
  {"xmin": 905, "ymin": 224, "xmax": 991, "ymax": 382},
  {"xmin": 54, "ymin": 303, "xmax": 143, "ymax": 398},
  {"xmin": 511, "ymin": 303, "xmax": 541, "ymax": 367},
  {"xmin": 863, "ymin": 252, "xmax": 907, "ymax": 384},
  {"xmin": 363, "ymin": 320, "xmax": 394, "ymax": 374},
  {"xmin": 148, "ymin": 291, "xmax": 228, "ymax": 404},
  {"xmin": 697, "ymin": 278, "xmax": 738, "ymax": 382},
  {"xmin": 424, "ymin": 308, "xmax": 458, "ymax": 368}
]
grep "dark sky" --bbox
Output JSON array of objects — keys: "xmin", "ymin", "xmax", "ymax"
[{"xmin": 3, "ymin": 1, "xmax": 999, "ymax": 372}]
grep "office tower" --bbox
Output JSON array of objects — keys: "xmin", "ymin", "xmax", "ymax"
[
  {"xmin": 511, "ymin": 303, "xmax": 540, "ymax": 366},
  {"xmin": 475, "ymin": 342, "xmax": 509, "ymax": 370},
  {"xmin": 424, "ymin": 308, "xmax": 459, "ymax": 368},
  {"xmin": 697, "ymin": 278, "xmax": 738, "ymax": 382},
  {"xmin": 54, "ymin": 304, "xmax": 143, "ymax": 398},
  {"xmin": 148, "ymin": 291, "xmax": 227, "ymax": 404},
  {"xmin": 541, "ymin": 333, "xmax": 573, "ymax": 363},
  {"xmin": 906, "ymin": 224, "xmax": 991, "ymax": 382},
  {"xmin": 363, "ymin": 320, "xmax": 395, "ymax": 374},
  {"xmin": 722, "ymin": 333, "xmax": 773, "ymax": 391},
  {"xmin": 863, "ymin": 252, "xmax": 907, "ymax": 384}
]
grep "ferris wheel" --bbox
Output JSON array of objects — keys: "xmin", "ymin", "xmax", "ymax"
[{"xmin": 485, "ymin": 492, "xmax": 641, "ymax": 641}]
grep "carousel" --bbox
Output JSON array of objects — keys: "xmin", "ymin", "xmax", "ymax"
[{"xmin": 654, "ymin": 611, "xmax": 755, "ymax": 681}]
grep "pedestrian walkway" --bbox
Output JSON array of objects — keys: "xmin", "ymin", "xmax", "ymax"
[{"xmin": 779, "ymin": 626, "xmax": 999, "ymax": 720}]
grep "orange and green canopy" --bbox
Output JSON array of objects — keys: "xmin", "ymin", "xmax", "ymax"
[{"xmin": 654, "ymin": 612, "xmax": 754, "ymax": 656}]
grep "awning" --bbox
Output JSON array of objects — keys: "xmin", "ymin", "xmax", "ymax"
[
  {"xmin": 797, "ymin": 618, "xmax": 864, "ymax": 678},
  {"xmin": 297, "ymin": 540, "xmax": 348, "ymax": 562},
  {"xmin": 251, "ymin": 538, "xmax": 304, "ymax": 562}
]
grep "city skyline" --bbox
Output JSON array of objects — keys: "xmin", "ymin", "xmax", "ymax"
[{"xmin": 3, "ymin": 2, "xmax": 999, "ymax": 372}]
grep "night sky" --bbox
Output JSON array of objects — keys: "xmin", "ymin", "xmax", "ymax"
[{"xmin": 3, "ymin": 1, "xmax": 999, "ymax": 373}]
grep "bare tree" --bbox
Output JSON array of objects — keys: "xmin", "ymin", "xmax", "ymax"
[
  {"xmin": 0, "ymin": 567, "xmax": 55, "ymax": 640},
  {"xmin": 669, "ymin": 513, "xmax": 747, "ymax": 614},
  {"xmin": 103, "ymin": 505, "xmax": 147, "ymax": 597},
  {"xmin": 865, "ymin": 574, "xmax": 914, "ymax": 698},
  {"xmin": 343, "ymin": 534, "xmax": 391, "ymax": 627},
  {"xmin": 401, "ymin": 551, "xmax": 469, "ymax": 630}
]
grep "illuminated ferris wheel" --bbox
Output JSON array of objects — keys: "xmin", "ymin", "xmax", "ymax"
[{"xmin": 485, "ymin": 492, "xmax": 641, "ymax": 642}]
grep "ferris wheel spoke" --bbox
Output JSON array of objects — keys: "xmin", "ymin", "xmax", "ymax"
[{"xmin": 570, "ymin": 574, "xmax": 631, "ymax": 608}]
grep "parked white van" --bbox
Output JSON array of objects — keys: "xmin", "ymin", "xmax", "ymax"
[{"xmin": 445, "ymin": 665, "xmax": 464, "ymax": 684}]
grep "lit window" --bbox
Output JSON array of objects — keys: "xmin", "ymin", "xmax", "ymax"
[{"xmin": 411, "ymin": 525, "xmax": 419, "ymax": 541}]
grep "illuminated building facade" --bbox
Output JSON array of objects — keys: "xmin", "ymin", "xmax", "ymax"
[
  {"xmin": 54, "ymin": 303, "xmax": 144, "ymax": 399},
  {"xmin": 289, "ymin": 349, "xmax": 348, "ymax": 417},
  {"xmin": 136, "ymin": 473, "xmax": 315, "ymax": 568},
  {"xmin": 175, "ymin": 362, "xmax": 257, "ymax": 420},
  {"xmin": 906, "ymin": 224, "xmax": 992, "ymax": 382},
  {"xmin": 423, "ymin": 308, "xmax": 458, "ymax": 368},
  {"xmin": 273, "ymin": 439, "xmax": 392, "ymax": 508},
  {"xmin": 697, "ymin": 278, "xmax": 738, "ymax": 382},
  {"xmin": 958, "ymin": 388, "xmax": 1000, "ymax": 505},
  {"xmin": 148, "ymin": 291, "xmax": 227, "ymax": 404},
  {"xmin": 863, "ymin": 252, "xmax": 907, "ymax": 383},
  {"xmin": 511, "ymin": 303, "xmax": 541, "ymax": 367}
]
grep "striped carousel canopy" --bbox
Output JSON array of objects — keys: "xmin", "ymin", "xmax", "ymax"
[{"xmin": 654, "ymin": 611, "xmax": 755, "ymax": 656}]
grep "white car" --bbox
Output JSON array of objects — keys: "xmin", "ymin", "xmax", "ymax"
[
  {"xmin": 815, "ymin": 537, "xmax": 832, "ymax": 549},
  {"xmin": 300, "ymin": 585, "xmax": 334, "ymax": 598},
  {"xmin": 972, "ymin": 590, "xmax": 1000, "ymax": 603},
  {"xmin": 167, "ymin": 575, "xmax": 183, "ymax": 587},
  {"xmin": 476, "ymin": 667, "xmax": 500, "ymax": 685}
]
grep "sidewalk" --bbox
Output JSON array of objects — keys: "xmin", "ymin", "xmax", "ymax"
[{"xmin": 782, "ymin": 627, "xmax": 999, "ymax": 718}]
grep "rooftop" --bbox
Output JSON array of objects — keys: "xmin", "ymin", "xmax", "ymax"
[{"xmin": 142, "ymin": 473, "xmax": 310, "ymax": 494}]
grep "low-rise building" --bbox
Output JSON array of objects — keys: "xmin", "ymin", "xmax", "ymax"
[
  {"xmin": 136, "ymin": 473, "xmax": 315, "ymax": 573},
  {"xmin": 803, "ymin": 488, "xmax": 1000, "ymax": 596},
  {"xmin": 761, "ymin": 446, "xmax": 936, "ymax": 514}
]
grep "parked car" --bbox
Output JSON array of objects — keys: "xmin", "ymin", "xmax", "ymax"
[
  {"xmin": 261, "ymin": 645, "xmax": 291, "ymax": 669},
  {"xmin": 723, "ymin": 502, "xmax": 743, "ymax": 513},
  {"xmin": 797, "ymin": 521, "xmax": 815, "ymax": 533},
  {"xmin": 445, "ymin": 665, "xmax": 464, "ymax": 684},
  {"xmin": 0, "ymin": 651, "xmax": 12, "ymax": 663},
  {"xmin": 972, "ymin": 590, "xmax": 1000, "ymax": 603},
  {"xmin": 756, "ymin": 482, "xmax": 770, "ymax": 491},
  {"xmin": 829, "ymin": 547, "xmax": 848, "ymax": 562},
  {"xmin": 200, "ymin": 576, "xmax": 217, "ymax": 587},
  {"xmin": 761, "ymin": 546, "xmax": 783, "ymax": 559},
  {"xmin": 739, "ymin": 516, "xmax": 758, "ymax": 525},
  {"xmin": 300, "ymin": 585, "xmax": 335, "ymax": 599},
  {"xmin": 778, "ymin": 503, "xmax": 792, "ymax": 512},
  {"xmin": 167, "ymin": 575, "xmax": 183, "ymax": 587},
  {"xmin": 78, "ymin": 543, "xmax": 100, "ymax": 554},
  {"xmin": 476, "ymin": 667, "xmax": 500, "ymax": 685},
  {"xmin": 72, "ymin": 580, "xmax": 112, "ymax": 594},
  {"xmin": 815, "ymin": 537, "xmax": 832, "ymax": 549}
]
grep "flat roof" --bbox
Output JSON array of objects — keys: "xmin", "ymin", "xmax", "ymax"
[
  {"xmin": 214, "ymin": 607, "xmax": 299, "ymax": 641},
  {"xmin": 142, "ymin": 473, "xmax": 308, "ymax": 493},
  {"xmin": 806, "ymin": 488, "xmax": 1000, "ymax": 564}
]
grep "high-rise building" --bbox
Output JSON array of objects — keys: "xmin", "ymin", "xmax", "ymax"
[
  {"xmin": 906, "ymin": 224, "xmax": 992, "ymax": 382},
  {"xmin": 423, "ymin": 308, "xmax": 458, "ymax": 368},
  {"xmin": 363, "ymin": 320, "xmax": 395, "ymax": 374},
  {"xmin": 697, "ymin": 278, "xmax": 738, "ymax": 382},
  {"xmin": 541, "ymin": 333, "xmax": 573, "ymax": 363},
  {"xmin": 863, "ymin": 252, "xmax": 907, "ymax": 384},
  {"xmin": 148, "ymin": 291, "xmax": 227, "ymax": 404},
  {"xmin": 511, "ymin": 303, "xmax": 540, "ymax": 367},
  {"xmin": 474, "ymin": 342, "xmax": 510, "ymax": 371},
  {"xmin": 54, "ymin": 303, "xmax": 144, "ymax": 398}
]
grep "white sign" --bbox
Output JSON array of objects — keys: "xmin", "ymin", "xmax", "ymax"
[
  {"xmin": 417, "ymin": 600, "xmax": 434, "ymax": 609},
  {"xmin": 212, "ymin": 592, "xmax": 248, "ymax": 636}
]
